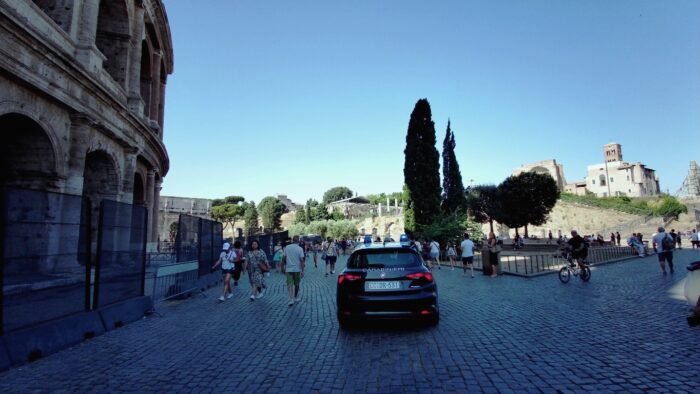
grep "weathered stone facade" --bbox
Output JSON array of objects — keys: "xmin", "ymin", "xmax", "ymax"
[
  {"xmin": 0, "ymin": 0, "xmax": 173, "ymax": 249},
  {"xmin": 158, "ymin": 196, "xmax": 213, "ymax": 243}
]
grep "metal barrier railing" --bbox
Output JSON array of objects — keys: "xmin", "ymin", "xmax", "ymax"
[
  {"xmin": 151, "ymin": 261, "xmax": 199, "ymax": 302},
  {"xmin": 147, "ymin": 252, "xmax": 176, "ymax": 267},
  {"xmin": 438, "ymin": 246, "xmax": 639, "ymax": 277}
]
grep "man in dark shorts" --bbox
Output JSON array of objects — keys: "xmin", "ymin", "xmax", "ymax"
[{"xmin": 567, "ymin": 230, "xmax": 588, "ymax": 270}]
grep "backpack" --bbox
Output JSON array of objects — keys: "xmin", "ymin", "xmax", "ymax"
[{"xmin": 661, "ymin": 234, "xmax": 675, "ymax": 251}]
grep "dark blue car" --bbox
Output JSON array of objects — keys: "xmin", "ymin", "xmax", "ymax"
[{"xmin": 336, "ymin": 240, "xmax": 439, "ymax": 327}]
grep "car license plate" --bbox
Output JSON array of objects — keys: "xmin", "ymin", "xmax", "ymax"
[{"xmin": 366, "ymin": 281, "xmax": 400, "ymax": 291}]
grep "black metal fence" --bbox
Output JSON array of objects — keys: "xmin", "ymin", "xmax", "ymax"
[
  {"xmin": 93, "ymin": 200, "xmax": 148, "ymax": 308},
  {"xmin": 235, "ymin": 230, "xmax": 288, "ymax": 261},
  {"xmin": 1, "ymin": 187, "xmax": 150, "ymax": 335},
  {"xmin": 174, "ymin": 214, "xmax": 222, "ymax": 276},
  {"xmin": 1, "ymin": 188, "xmax": 90, "ymax": 334},
  {"xmin": 175, "ymin": 214, "xmax": 199, "ymax": 264}
]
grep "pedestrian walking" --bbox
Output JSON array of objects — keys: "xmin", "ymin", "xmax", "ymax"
[
  {"xmin": 211, "ymin": 242, "xmax": 235, "ymax": 301},
  {"xmin": 446, "ymin": 243, "xmax": 457, "ymax": 270},
  {"xmin": 488, "ymin": 232, "xmax": 500, "ymax": 277},
  {"xmin": 429, "ymin": 238, "xmax": 441, "ymax": 270},
  {"xmin": 245, "ymin": 240, "xmax": 269, "ymax": 301},
  {"xmin": 323, "ymin": 237, "xmax": 338, "ymax": 276},
  {"xmin": 616, "ymin": 231, "xmax": 621, "ymax": 246},
  {"xmin": 547, "ymin": 230, "xmax": 553, "ymax": 245},
  {"xmin": 691, "ymin": 229, "xmax": 699, "ymax": 249},
  {"xmin": 272, "ymin": 241, "xmax": 283, "ymax": 271},
  {"xmin": 460, "ymin": 233, "xmax": 475, "ymax": 278},
  {"xmin": 281, "ymin": 236, "xmax": 305, "ymax": 306},
  {"xmin": 610, "ymin": 232, "xmax": 616, "ymax": 246},
  {"xmin": 652, "ymin": 227, "xmax": 675, "ymax": 275},
  {"xmin": 231, "ymin": 241, "xmax": 245, "ymax": 287},
  {"xmin": 671, "ymin": 229, "xmax": 682, "ymax": 249}
]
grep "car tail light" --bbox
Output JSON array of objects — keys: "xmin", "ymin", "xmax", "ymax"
[
  {"xmin": 406, "ymin": 272, "xmax": 434, "ymax": 282},
  {"xmin": 338, "ymin": 273, "xmax": 362, "ymax": 285},
  {"xmin": 420, "ymin": 309, "xmax": 432, "ymax": 315}
]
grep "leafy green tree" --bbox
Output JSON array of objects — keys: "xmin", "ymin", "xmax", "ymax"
[
  {"xmin": 498, "ymin": 172, "xmax": 559, "ymax": 236},
  {"xmin": 367, "ymin": 192, "xmax": 404, "ymax": 206},
  {"xmin": 292, "ymin": 208, "xmax": 306, "ymax": 224},
  {"xmin": 307, "ymin": 220, "xmax": 330, "ymax": 239},
  {"xmin": 441, "ymin": 120, "xmax": 466, "ymax": 213},
  {"xmin": 311, "ymin": 201, "xmax": 331, "ymax": 221},
  {"xmin": 287, "ymin": 223, "xmax": 307, "ymax": 237},
  {"xmin": 258, "ymin": 196, "xmax": 287, "ymax": 231},
  {"xmin": 168, "ymin": 221, "xmax": 179, "ymax": 243},
  {"xmin": 419, "ymin": 213, "xmax": 484, "ymax": 248},
  {"xmin": 466, "ymin": 185, "xmax": 502, "ymax": 234},
  {"xmin": 322, "ymin": 186, "xmax": 354, "ymax": 204},
  {"xmin": 403, "ymin": 99, "xmax": 442, "ymax": 235},
  {"xmin": 242, "ymin": 201, "xmax": 259, "ymax": 234},
  {"xmin": 327, "ymin": 219, "xmax": 359, "ymax": 240},
  {"xmin": 653, "ymin": 195, "xmax": 687, "ymax": 219},
  {"xmin": 212, "ymin": 195, "xmax": 245, "ymax": 207},
  {"xmin": 212, "ymin": 203, "xmax": 245, "ymax": 232}
]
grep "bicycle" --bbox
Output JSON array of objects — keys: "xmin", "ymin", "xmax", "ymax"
[{"xmin": 558, "ymin": 251, "xmax": 591, "ymax": 283}]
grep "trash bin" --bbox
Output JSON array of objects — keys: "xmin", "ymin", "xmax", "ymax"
[{"xmin": 685, "ymin": 261, "xmax": 700, "ymax": 307}]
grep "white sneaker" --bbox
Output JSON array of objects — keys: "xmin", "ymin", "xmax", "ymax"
[
  {"xmin": 218, "ymin": 296, "xmax": 225, "ymax": 302},
  {"xmin": 249, "ymin": 295, "xmax": 255, "ymax": 301},
  {"xmin": 256, "ymin": 292, "xmax": 264, "ymax": 299},
  {"xmin": 288, "ymin": 299, "xmax": 294, "ymax": 306},
  {"xmin": 226, "ymin": 294, "xmax": 233, "ymax": 300},
  {"xmin": 294, "ymin": 296, "xmax": 301, "ymax": 302}
]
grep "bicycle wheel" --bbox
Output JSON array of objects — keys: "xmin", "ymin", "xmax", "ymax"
[
  {"xmin": 558, "ymin": 267, "xmax": 571, "ymax": 283},
  {"xmin": 580, "ymin": 267, "xmax": 591, "ymax": 282}
]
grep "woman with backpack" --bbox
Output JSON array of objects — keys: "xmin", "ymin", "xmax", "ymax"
[{"xmin": 324, "ymin": 237, "xmax": 338, "ymax": 276}]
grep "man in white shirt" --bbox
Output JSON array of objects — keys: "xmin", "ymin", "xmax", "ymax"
[
  {"xmin": 460, "ymin": 233, "xmax": 475, "ymax": 278},
  {"xmin": 282, "ymin": 236, "xmax": 305, "ymax": 306},
  {"xmin": 691, "ymin": 229, "xmax": 699, "ymax": 249},
  {"xmin": 652, "ymin": 227, "xmax": 674, "ymax": 275}
]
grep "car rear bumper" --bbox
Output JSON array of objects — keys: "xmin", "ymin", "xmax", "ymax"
[{"xmin": 337, "ymin": 290, "xmax": 438, "ymax": 320}]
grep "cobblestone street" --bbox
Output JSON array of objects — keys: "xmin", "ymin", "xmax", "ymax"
[{"xmin": 2, "ymin": 251, "xmax": 699, "ymax": 393}]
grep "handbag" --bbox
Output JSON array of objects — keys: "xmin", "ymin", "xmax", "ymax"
[{"xmin": 258, "ymin": 261, "xmax": 271, "ymax": 273}]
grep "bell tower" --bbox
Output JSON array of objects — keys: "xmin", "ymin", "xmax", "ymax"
[{"xmin": 604, "ymin": 142, "xmax": 622, "ymax": 163}]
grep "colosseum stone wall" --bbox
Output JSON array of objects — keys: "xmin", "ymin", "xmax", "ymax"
[{"xmin": 0, "ymin": 0, "xmax": 173, "ymax": 249}]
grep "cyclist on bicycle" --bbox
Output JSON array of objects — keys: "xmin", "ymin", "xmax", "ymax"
[{"xmin": 567, "ymin": 230, "xmax": 588, "ymax": 270}]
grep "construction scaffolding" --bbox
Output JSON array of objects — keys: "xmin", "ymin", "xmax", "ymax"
[{"xmin": 677, "ymin": 161, "xmax": 700, "ymax": 198}]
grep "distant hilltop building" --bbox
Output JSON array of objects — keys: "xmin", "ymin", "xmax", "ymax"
[
  {"xmin": 512, "ymin": 159, "xmax": 567, "ymax": 191},
  {"xmin": 518, "ymin": 143, "xmax": 660, "ymax": 198},
  {"xmin": 276, "ymin": 194, "xmax": 302, "ymax": 212},
  {"xmin": 582, "ymin": 143, "xmax": 659, "ymax": 197}
]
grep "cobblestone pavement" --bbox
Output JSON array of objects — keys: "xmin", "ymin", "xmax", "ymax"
[{"xmin": 2, "ymin": 250, "xmax": 700, "ymax": 393}]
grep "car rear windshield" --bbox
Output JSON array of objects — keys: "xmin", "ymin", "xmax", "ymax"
[{"xmin": 347, "ymin": 248, "xmax": 422, "ymax": 269}]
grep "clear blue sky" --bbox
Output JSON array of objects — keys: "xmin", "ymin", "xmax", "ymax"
[{"xmin": 161, "ymin": 0, "xmax": 699, "ymax": 205}]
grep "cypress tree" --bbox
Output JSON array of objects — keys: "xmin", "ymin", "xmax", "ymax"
[
  {"xmin": 441, "ymin": 120, "xmax": 467, "ymax": 213},
  {"xmin": 403, "ymin": 98, "xmax": 442, "ymax": 234}
]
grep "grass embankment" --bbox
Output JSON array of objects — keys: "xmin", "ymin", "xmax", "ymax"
[{"xmin": 560, "ymin": 193, "xmax": 687, "ymax": 218}]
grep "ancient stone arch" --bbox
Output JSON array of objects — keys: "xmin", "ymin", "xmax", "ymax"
[
  {"xmin": 96, "ymin": 0, "xmax": 131, "ymax": 88},
  {"xmin": 0, "ymin": 113, "xmax": 60, "ymax": 191},
  {"xmin": 132, "ymin": 172, "xmax": 145, "ymax": 205}
]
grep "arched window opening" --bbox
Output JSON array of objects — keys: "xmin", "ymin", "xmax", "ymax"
[
  {"xmin": 32, "ymin": 0, "xmax": 74, "ymax": 32},
  {"xmin": 95, "ymin": 0, "xmax": 130, "ymax": 88},
  {"xmin": 599, "ymin": 174, "xmax": 606, "ymax": 186},
  {"xmin": 0, "ymin": 113, "xmax": 57, "ymax": 191},
  {"xmin": 140, "ymin": 40, "xmax": 152, "ymax": 117},
  {"xmin": 133, "ymin": 172, "xmax": 145, "ymax": 206}
]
